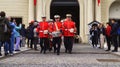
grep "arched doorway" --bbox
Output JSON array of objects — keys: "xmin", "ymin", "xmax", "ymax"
[
  {"xmin": 50, "ymin": 0, "xmax": 80, "ymax": 34},
  {"xmin": 109, "ymin": 0, "xmax": 120, "ymax": 22}
]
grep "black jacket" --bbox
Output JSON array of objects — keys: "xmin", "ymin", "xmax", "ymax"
[
  {"xmin": 26, "ymin": 25, "xmax": 34, "ymax": 39},
  {"xmin": 0, "ymin": 17, "xmax": 11, "ymax": 42},
  {"xmin": 111, "ymin": 22, "xmax": 119, "ymax": 36}
]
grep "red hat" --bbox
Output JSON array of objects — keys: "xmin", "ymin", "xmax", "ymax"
[{"xmin": 30, "ymin": 20, "xmax": 34, "ymax": 24}]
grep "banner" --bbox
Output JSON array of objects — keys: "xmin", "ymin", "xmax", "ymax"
[
  {"xmin": 98, "ymin": 0, "xmax": 100, "ymax": 6},
  {"xmin": 34, "ymin": 0, "xmax": 37, "ymax": 6}
]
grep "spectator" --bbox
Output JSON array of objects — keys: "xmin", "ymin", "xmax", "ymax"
[
  {"xmin": 117, "ymin": 20, "xmax": 120, "ymax": 47},
  {"xmin": 90, "ymin": 24, "xmax": 99, "ymax": 48},
  {"xmin": 0, "ymin": 11, "xmax": 12, "ymax": 56},
  {"xmin": 33, "ymin": 21, "xmax": 38, "ymax": 50},
  {"xmin": 13, "ymin": 19, "xmax": 22, "ymax": 51},
  {"xmin": 26, "ymin": 21, "xmax": 34, "ymax": 49},
  {"xmin": 110, "ymin": 19, "xmax": 119, "ymax": 52},
  {"xmin": 20, "ymin": 24, "xmax": 27, "ymax": 47},
  {"xmin": 8, "ymin": 17, "xmax": 16, "ymax": 55},
  {"xmin": 98, "ymin": 23, "xmax": 106, "ymax": 48},
  {"xmin": 105, "ymin": 22, "xmax": 112, "ymax": 51}
]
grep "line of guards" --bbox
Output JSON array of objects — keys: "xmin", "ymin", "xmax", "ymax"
[{"xmin": 32, "ymin": 14, "xmax": 77, "ymax": 55}]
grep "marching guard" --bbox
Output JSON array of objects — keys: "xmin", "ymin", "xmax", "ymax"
[
  {"xmin": 63, "ymin": 14, "xmax": 76, "ymax": 54},
  {"xmin": 37, "ymin": 16, "xmax": 49, "ymax": 54},
  {"xmin": 48, "ymin": 19, "xmax": 54, "ymax": 51},
  {"xmin": 51, "ymin": 15, "xmax": 62, "ymax": 55}
]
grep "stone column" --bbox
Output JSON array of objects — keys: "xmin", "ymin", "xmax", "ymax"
[
  {"xmin": 78, "ymin": 0, "xmax": 93, "ymax": 43},
  {"xmin": 36, "ymin": 0, "xmax": 43, "ymax": 21},
  {"xmin": 82, "ymin": 0, "xmax": 93, "ymax": 43},
  {"xmin": 46, "ymin": 0, "xmax": 52, "ymax": 20},
  {"xmin": 86, "ymin": 0, "xmax": 93, "ymax": 43},
  {"xmin": 28, "ymin": 0, "xmax": 34, "ymax": 22},
  {"xmin": 78, "ymin": 0, "xmax": 84, "ymax": 43},
  {"xmin": 84, "ymin": 0, "xmax": 88, "ymax": 43},
  {"xmin": 96, "ymin": 0, "xmax": 101, "ymax": 22}
]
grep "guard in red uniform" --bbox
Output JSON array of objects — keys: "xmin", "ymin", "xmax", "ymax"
[
  {"xmin": 63, "ymin": 14, "xmax": 76, "ymax": 54},
  {"xmin": 48, "ymin": 19, "xmax": 54, "ymax": 51},
  {"xmin": 37, "ymin": 16, "xmax": 49, "ymax": 54},
  {"xmin": 51, "ymin": 15, "xmax": 62, "ymax": 55}
]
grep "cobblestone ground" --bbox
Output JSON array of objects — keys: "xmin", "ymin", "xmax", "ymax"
[{"xmin": 0, "ymin": 44, "xmax": 120, "ymax": 67}]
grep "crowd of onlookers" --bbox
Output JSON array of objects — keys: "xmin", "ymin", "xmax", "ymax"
[
  {"xmin": 90, "ymin": 19, "xmax": 120, "ymax": 52},
  {"xmin": 0, "ymin": 11, "xmax": 26, "ymax": 56},
  {"xmin": 0, "ymin": 11, "xmax": 43, "ymax": 56}
]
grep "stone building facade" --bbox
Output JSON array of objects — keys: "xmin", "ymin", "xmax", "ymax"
[{"xmin": 0, "ymin": 0, "xmax": 119, "ymax": 43}]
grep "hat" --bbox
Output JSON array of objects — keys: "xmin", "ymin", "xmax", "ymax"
[
  {"xmin": 30, "ymin": 20, "xmax": 34, "ymax": 24},
  {"xmin": 66, "ymin": 14, "xmax": 72, "ymax": 17},
  {"xmin": 34, "ymin": 22, "xmax": 38, "ymax": 26},
  {"xmin": 41, "ymin": 15, "xmax": 46, "ymax": 18},
  {"xmin": 54, "ymin": 15, "xmax": 60, "ymax": 18}
]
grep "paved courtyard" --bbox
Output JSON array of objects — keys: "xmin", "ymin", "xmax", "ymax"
[{"xmin": 0, "ymin": 44, "xmax": 120, "ymax": 67}]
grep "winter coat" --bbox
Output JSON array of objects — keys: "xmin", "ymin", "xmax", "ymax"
[{"xmin": 0, "ymin": 17, "xmax": 11, "ymax": 42}]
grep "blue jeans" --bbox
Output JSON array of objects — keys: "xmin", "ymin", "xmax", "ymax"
[
  {"xmin": 4, "ymin": 42, "xmax": 9, "ymax": 54},
  {"xmin": 9, "ymin": 35, "xmax": 15, "ymax": 53}
]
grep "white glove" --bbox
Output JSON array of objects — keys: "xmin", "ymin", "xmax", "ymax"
[
  {"xmin": 69, "ymin": 28, "xmax": 74, "ymax": 33},
  {"xmin": 44, "ymin": 30, "xmax": 48, "ymax": 34}
]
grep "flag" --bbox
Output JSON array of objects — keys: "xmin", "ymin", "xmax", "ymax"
[
  {"xmin": 98, "ymin": 0, "xmax": 100, "ymax": 6},
  {"xmin": 34, "ymin": 0, "xmax": 37, "ymax": 6}
]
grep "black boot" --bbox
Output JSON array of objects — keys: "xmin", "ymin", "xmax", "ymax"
[
  {"xmin": 40, "ymin": 48, "xmax": 43, "ymax": 53},
  {"xmin": 4, "ymin": 53, "xmax": 9, "ymax": 56},
  {"xmin": 49, "ymin": 48, "xmax": 52, "ymax": 52},
  {"xmin": 43, "ymin": 51, "xmax": 46, "ymax": 54},
  {"xmin": 69, "ymin": 50, "xmax": 72, "ymax": 54},
  {"xmin": 57, "ymin": 52, "xmax": 60, "ymax": 55},
  {"xmin": 105, "ymin": 49, "xmax": 110, "ymax": 51},
  {"xmin": 0, "ymin": 53, "xmax": 2, "ymax": 56},
  {"xmin": 54, "ymin": 49, "xmax": 56, "ymax": 53},
  {"xmin": 65, "ymin": 49, "xmax": 68, "ymax": 53}
]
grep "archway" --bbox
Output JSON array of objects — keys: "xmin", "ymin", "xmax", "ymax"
[
  {"xmin": 50, "ymin": 0, "xmax": 80, "ymax": 34},
  {"xmin": 109, "ymin": 0, "xmax": 120, "ymax": 22}
]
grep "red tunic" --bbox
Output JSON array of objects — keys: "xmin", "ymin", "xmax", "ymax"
[
  {"xmin": 52, "ymin": 22, "xmax": 63, "ymax": 37},
  {"xmin": 48, "ymin": 22, "xmax": 53, "ymax": 38},
  {"xmin": 37, "ymin": 21, "xmax": 49, "ymax": 38},
  {"xmin": 63, "ymin": 20, "xmax": 76, "ymax": 37}
]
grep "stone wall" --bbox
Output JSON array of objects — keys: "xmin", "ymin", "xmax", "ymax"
[{"xmin": 0, "ymin": 0, "xmax": 28, "ymax": 26}]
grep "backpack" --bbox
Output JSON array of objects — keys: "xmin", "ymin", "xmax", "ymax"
[
  {"xmin": 0, "ymin": 19, "xmax": 6, "ymax": 34},
  {"xmin": 117, "ymin": 27, "xmax": 120, "ymax": 35},
  {"xmin": 0, "ymin": 18, "xmax": 11, "ymax": 34}
]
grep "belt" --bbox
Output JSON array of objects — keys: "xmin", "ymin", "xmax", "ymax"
[{"xmin": 39, "ymin": 31, "xmax": 43, "ymax": 32}]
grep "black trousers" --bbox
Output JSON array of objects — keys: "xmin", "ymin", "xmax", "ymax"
[
  {"xmin": 64, "ymin": 37, "xmax": 74, "ymax": 52},
  {"xmin": 118, "ymin": 35, "xmax": 120, "ymax": 47},
  {"xmin": 0, "ymin": 42, "xmax": 4, "ymax": 53},
  {"xmin": 53, "ymin": 37, "xmax": 61, "ymax": 54},
  {"xmin": 33, "ymin": 37, "xmax": 38, "ymax": 50},
  {"xmin": 112, "ymin": 35, "xmax": 118, "ymax": 51},
  {"xmin": 27, "ymin": 38, "xmax": 34, "ymax": 48},
  {"xmin": 40, "ymin": 38, "xmax": 49, "ymax": 53},
  {"xmin": 106, "ymin": 36, "xmax": 111, "ymax": 50}
]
